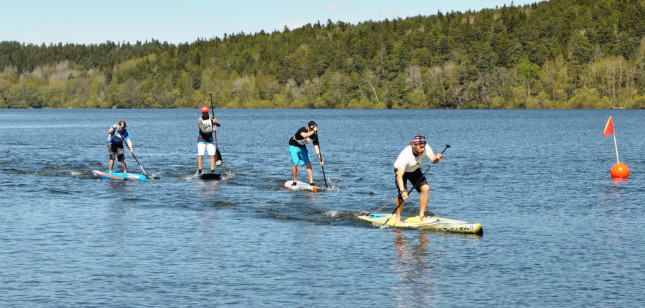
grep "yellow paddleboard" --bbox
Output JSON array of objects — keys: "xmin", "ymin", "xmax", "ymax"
[{"xmin": 357, "ymin": 213, "xmax": 483, "ymax": 235}]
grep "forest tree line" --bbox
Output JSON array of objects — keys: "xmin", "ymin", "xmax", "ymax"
[{"xmin": 1, "ymin": 0, "xmax": 644, "ymax": 109}]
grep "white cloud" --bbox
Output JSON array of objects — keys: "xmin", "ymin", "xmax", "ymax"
[
  {"xmin": 324, "ymin": 2, "xmax": 350, "ymax": 11},
  {"xmin": 381, "ymin": 7, "xmax": 405, "ymax": 18}
]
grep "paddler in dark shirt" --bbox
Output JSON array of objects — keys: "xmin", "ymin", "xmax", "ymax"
[
  {"xmin": 197, "ymin": 106, "xmax": 219, "ymax": 174},
  {"xmin": 288, "ymin": 121, "xmax": 324, "ymax": 186},
  {"xmin": 107, "ymin": 119, "xmax": 133, "ymax": 173}
]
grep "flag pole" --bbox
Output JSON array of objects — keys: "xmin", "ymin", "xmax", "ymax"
[{"xmin": 613, "ymin": 133, "xmax": 619, "ymax": 163}]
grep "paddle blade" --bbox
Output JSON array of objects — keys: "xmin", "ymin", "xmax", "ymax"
[
  {"xmin": 215, "ymin": 148, "xmax": 223, "ymax": 166},
  {"xmin": 140, "ymin": 168, "xmax": 149, "ymax": 179}
]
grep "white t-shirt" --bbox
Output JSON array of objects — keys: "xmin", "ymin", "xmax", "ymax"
[{"xmin": 393, "ymin": 144, "xmax": 433, "ymax": 172}]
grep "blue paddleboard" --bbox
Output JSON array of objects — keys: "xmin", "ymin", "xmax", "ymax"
[{"xmin": 92, "ymin": 170, "xmax": 147, "ymax": 181}]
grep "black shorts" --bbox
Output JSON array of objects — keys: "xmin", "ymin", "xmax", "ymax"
[
  {"xmin": 108, "ymin": 143, "xmax": 125, "ymax": 161},
  {"xmin": 394, "ymin": 168, "xmax": 428, "ymax": 193}
]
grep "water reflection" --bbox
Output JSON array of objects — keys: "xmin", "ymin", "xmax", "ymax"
[
  {"xmin": 610, "ymin": 178, "xmax": 629, "ymax": 185},
  {"xmin": 195, "ymin": 179, "xmax": 221, "ymax": 197},
  {"xmin": 392, "ymin": 229, "xmax": 436, "ymax": 306}
]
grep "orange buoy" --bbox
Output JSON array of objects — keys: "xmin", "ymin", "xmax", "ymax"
[{"xmin": 610, "ymin": 163, "xmax": 630, "ymax": 179}]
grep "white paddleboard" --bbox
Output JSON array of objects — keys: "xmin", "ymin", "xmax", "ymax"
[{"xmin": 284, "ymin": 180, "xmax": 319, "ymax": 193}]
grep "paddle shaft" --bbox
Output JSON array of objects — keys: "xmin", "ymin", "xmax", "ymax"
[
  {"xmin": 210, "ymin": 93, "xmax": 223, "ymax": 165},
  {"xmin": 383, "ymin": 144, "xmax": 450, "ymax": 224},
  {"xmin": 316, "ymin": 133, "xmax": 328, "ymax": 188},
  {"xmin": 124, "ymin": 140, "xmax": 149, "ymax": 179}
]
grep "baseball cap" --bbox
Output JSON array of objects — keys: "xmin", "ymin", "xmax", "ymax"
[{"xmin": 308, "ymin": 121, "xmax": 317, "ymax": 129}]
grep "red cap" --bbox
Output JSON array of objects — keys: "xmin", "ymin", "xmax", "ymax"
[{"xmin": 201, "ymin": 106, "xmax": 209, "ymax": 113}]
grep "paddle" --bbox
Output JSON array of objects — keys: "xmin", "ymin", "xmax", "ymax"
[
  {"xmin": 316, "ymin": 132, "xmax": 328, "ymax": 188},
  {"xmin": 210, "ymin": 93, "xmax": 223, "ymax": 166},
  {"xmin": 124, "ymin": 140, "xmax": 149, "ymax": 179},
  {"xmin": 381, "ymin": 144, "xmax": 450, "ymax": 226}
]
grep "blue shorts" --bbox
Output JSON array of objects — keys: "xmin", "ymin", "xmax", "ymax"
[{"xmin": 289, "ymin": 145, "xmax": 310, "ymax": 166}]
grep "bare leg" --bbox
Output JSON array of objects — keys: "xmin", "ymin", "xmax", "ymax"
[
  {"xmin": 121, "ymin": 160, "xmax": 127, "ymax": 173},
  {"xmin": 395, "ymin": 197, "xmax": 404, "ymax": 224},
  {"xmin": 109, "ymin": 159, "xmax": 114, "ymax": 173},
  {"xmin": 209, "ymin": 155, "xmax": 215, "ymax": 171},
  {"xmin": 305, "ymin": 163, "xmax": 313, "ymax": 183},
  {"xmin": 292, "ymin": 165, "xmax": 298, "ymax": 182},
  {"xmin": 419, "ymin": 184, "xmax": 430, "ymax": 219},
  {"xmin": 198, "ymin": 155, "xmax": 203, "ymax": 170}
]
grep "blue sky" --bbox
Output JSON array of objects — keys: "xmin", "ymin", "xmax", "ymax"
[{"xmin": 2, "ymin": 0, "xmax": 543, "ymax": 45}]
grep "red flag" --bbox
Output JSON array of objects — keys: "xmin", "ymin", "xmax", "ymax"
[{"xmin": 604, "ymin": 116, "xmax": 614, "ymax": 137}]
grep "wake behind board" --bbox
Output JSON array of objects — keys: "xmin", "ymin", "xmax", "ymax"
[
  {"xmin": 199, "ymin": 172, "xmax": 221, "ymax": 180},
  {"xmin": 284, "ymin": 181, "xmax": 318, "ymax": 193},
  {"xmin": 357, "ymin": 213, "xmax": 483, "ymax": 235},
  {"xmin": 92, "ymin": 170, "xmax": 146, "ymax": 181}
]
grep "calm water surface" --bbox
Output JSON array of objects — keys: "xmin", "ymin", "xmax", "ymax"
[{"xmin": 1, "ymin": 109, "xmax": 644, "ymax": 307}]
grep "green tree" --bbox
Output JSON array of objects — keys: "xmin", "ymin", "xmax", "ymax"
[
  {"xmin": 516, "ymin": 57, "xmax": 540, "ymax": 105},
  {"xmin": 1, "ymin": 0, "xmax": 644, "ymax": 109}
]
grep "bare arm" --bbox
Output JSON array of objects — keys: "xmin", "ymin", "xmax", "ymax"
[
  {"xmin": 314, "ymin": 144, "xmax": 324, "ymax": 166},
  {"xmin": 300, "ymin": 125, "xmax": 317, "ymax": 138},
  {"xmin": 396, "ymin": 167, "xmax": 408, "ymax": 200},
  {"xmin": 427, "ymin": 147, "xmax": 443, "ymax": 163}
]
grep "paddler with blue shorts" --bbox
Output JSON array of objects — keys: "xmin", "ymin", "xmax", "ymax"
[
  {"xmin": 197, "ymin": 106, "xmax": 220, "ymax": 174},
  {"xmin": 288, "ymin": 121, "xmax": 324, "ymax": 186},
  {"xmin": 393, "ymin": 135, "xmax": 443, "ymax": 224},
  {"xmin": 107, "ymin": 119, "xmax": 133, "ymax": 173}
]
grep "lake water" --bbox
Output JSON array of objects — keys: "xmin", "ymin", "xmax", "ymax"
[{"xmin": 1, "ymin": 108, "xmax": 644, "ymax": 307}]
